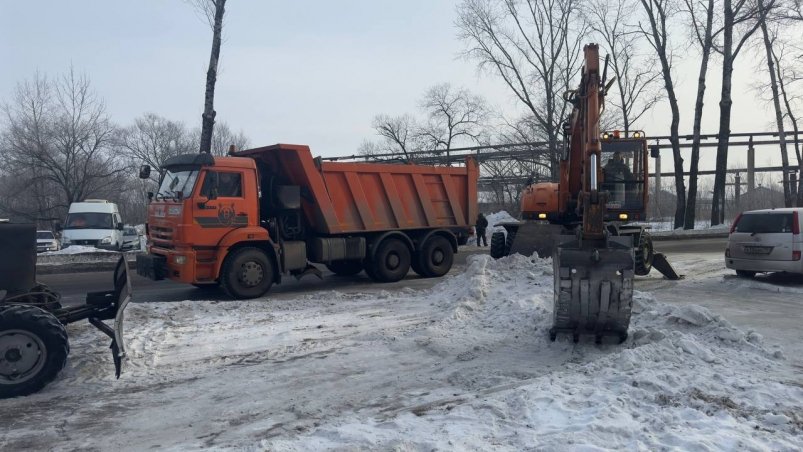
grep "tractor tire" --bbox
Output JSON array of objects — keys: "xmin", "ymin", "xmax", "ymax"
[
  {"xmin": 366, "ymin": 238, "xmax": 411, "ymax": 283},
  {"xmin": 634, "ymin": 231, "xmax": 654, "ymax": 276},
  {"xmin": 490, "ymin": 231, "xmax": 507, "ymax": 259},
  {"xmin": 0, "ymin": 305, "xmax": 69, "ymax": 399},
  {"xmin": 220, "ymin": 247, "xmax": 275, "ymax": 299},
  {"xmin": 416, "ymin": 236, "xmax": 454, "ymax": 278},
  {"xmin": 326, "ymin": 260, "xmax": 363, "ymax": 276}
]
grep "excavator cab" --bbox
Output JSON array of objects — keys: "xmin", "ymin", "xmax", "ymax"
[{"xmin": 600, "ymin": 131, "xmax": 648, "ymax": 222}]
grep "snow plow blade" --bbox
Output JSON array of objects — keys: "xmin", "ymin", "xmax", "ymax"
[
  {"xmin": 85, "ymin": 256, "xmax": 132, "ymax": 378},
  {"xmin": 652, "ymin": 252, "xmax": 683, "ymax": 280},
  {"xmin": 550, "ymin": 235, "xmax": 634, "ymax": 343}
]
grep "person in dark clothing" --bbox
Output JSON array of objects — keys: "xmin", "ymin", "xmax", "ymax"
[{"xmin": 476, "ymin": 213, "xmax": 489, "ymax": 246}]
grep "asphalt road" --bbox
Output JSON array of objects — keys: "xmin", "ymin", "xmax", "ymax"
[{"xmin": 39, "ymin": 238, "xmax": 728, "ymax": 306}]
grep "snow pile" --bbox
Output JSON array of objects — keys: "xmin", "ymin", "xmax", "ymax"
[
  {"xmin": 40, "ymin": 245, "xmax": 116, "ymax": 255},
  {"xmin": 2, "ymin": 254, "xmax": 801, "ymax": 450}
]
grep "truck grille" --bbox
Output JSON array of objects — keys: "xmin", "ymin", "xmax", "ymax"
[
  {"xmin": 72, "ymin": 239, "xmax": 99, "ymax": 246},
  {"xmin": 150, "ymin": 226, "xmax": 174, "ymax": 247}
]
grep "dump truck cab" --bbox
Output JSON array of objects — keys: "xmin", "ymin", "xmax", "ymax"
[{"xmin": 139, "ymin": 153, "xmax": 277, "ymax": 289}]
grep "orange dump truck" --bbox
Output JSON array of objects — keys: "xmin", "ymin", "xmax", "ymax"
[{"xmin": 135, "ymin": 144, "xmax": 478, "ymax": 298}]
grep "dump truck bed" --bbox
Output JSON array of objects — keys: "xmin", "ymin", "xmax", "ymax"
[{"xmin": 235, "ymin": 144, "xmax": 479, "ymax": 235}]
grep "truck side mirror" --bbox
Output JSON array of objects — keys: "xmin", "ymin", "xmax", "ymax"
[
  {"xmin": 55, "ymin": 222, "xmax": 62, "ymax": 232},
  {"xmin": 650, "ymin": 145, "xmax": 660, "ymax": 159},
  {"xmin": 139, "ymin": 164, "xmax": 151, "ymax": 179},
  {"xmin": 117, "ymin": 222, "xmax": 124, "ymax": 231}
]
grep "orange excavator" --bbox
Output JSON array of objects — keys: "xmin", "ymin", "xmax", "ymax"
[{"xmin": 492, "ymin": 43, "xmax": 680, "ymax": 343}]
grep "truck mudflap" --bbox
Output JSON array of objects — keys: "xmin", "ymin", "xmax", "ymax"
[
  {"xmin": 550, "ymin": 235, "xmax": 634, "ymax": 344},
  {"xmin": 85, "ymin": 256, "xmax": 133, "ymax": 378}
]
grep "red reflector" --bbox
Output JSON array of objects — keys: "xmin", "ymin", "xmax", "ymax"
[
  {"xmin": 793, "ymin": 212, "xmax": 800, "ymax": 235},
  {"xmin": 730, "ymin": 212, "xmax": 743, "ymax": 234},
  {"xmin": 794, "ymin": 251, "xmax": 801, "ymax": 261}
]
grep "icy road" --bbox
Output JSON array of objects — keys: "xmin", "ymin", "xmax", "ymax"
[{"xmin": 2, "ymin": 252, "xmax": 802, "ymax": 450}]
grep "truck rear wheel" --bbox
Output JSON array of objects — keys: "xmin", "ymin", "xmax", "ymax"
[
  {"xmin": 0, "ymin": 305, "xmax": 69, "ymax": 399},
  {"xmin": 368, "ymin": 238, "xmax": 411, "ymax": 283},
  {"xmin": 326, "ymin": 260, "xmax": 363, "ymax": 276},
  {"xmin": 220, "ymin": 247, "xmax": 275, "ymax": 299},
  {"xmin": 417, "ymin": 236, "xmax": 453, "ymax": 277}
]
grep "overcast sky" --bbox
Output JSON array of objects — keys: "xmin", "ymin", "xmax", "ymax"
[{"xmin": 0, "ymin": 0, "xmax": 784, "ymax": 171}]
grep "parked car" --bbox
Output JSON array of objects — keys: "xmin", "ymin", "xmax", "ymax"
[
  {"xmin": 36, "ymin": 230, "xmax": 60, "ymax": 252},
  {"xmin": 121, "ymin": 227, "xmax": 141, "ymax": 251},
  {"xmin": 725, "ymin": 208, "xmax": 802, "ymax": 277}
]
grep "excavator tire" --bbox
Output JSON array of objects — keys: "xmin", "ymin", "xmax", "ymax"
[
  {"xmin": 634, "ymin": 231, "xmax": 654, "ymax": 276},
  {"xmin": 0, "ymin": 305, "xmax": 69, "ymax": 399},
  {"xmin": 490, "ymin": 231, "xmax": 508, "ymax": 259}
]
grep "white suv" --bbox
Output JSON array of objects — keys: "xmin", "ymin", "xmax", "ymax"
[{"xmin": 725, "ymin": 208, "xmax": 802, "ymax": 277}]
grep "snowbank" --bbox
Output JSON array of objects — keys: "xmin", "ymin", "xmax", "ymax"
[
  {"xmin": 2, "ymin": 254, "xmax": 800, "ymax": 450},
  {"xmin": 40, "ymin": 245, "xmax": 116, "ymax": 256}
]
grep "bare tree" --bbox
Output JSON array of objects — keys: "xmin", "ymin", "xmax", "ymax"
[
  {"xmin": 638, "ymin": 0, "xmax": 686, "ymax": 229},
  {"xmin": 584, "ymin": 0, "xmax": 663, "ymax": 134},
  {"xmin": 361, "ymin": 114, "xmax": 421, "ymax": 159},
  {"xmin": 418, "ymin": 83, "xmax": 487, "ymax": 160},
  {"xmin": 190, "ymin": 121, "xmax": 250, "ymax": 156},
  {"xmin": 772, "ymin": 43, "xmax": 803, "ymax": 204},
  {"xmin": 118, "ymin": 113, "xmax": 191, "ymax": 182},
  {"xmin": 191, "ymin": 0, "xmax": 227, "ymax": 155},
  {"xmin": 683, "ymin": 0, "xmax": 722, "ymax": 228},
  {"xmin": 711, "ymin": 0, "xmax": 772, "ymax": 225},
  {"xmin": 456, "ymin": 0, "xmax": 586, "ymax": 179},
  {"xmin": 757, "ymin": 0, "xmax": 794, "ymax": 206},
  {"xmin": 0, "ymin": 69, "xmax": 127, "ymax": 224}
]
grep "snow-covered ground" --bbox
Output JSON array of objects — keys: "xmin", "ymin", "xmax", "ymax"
[
  {"xmin": 40, "ymin": 245, "xmax": 117, "ymax": 256},
  {"xmin": 2, "ymin": 252, "xmax": 801, "ymax": 450}
]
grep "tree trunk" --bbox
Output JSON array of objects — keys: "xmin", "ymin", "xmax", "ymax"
[
  {"xmin": 199, "ymin": 0, "xmax": 226, "ymax": 155},
  {"xmin": 776, "ymin": 54, "xmax": 803, "ymax": 206},
  {"xmin": 712, "ymin": 0, "xmax": 735, "ymax": 226},
  {"xmin": 759, "ymin": 4, "xmax": 791, "ymax": 206},
  {"xmin": 657, "ymin": 54, "xmax": 685, "ymax": 229},
  {"xmin": 684, "ymin": 0, "xmax": 715, "ymax": 230}
]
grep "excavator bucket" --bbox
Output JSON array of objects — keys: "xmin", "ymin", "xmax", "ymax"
[
  {"xmin": 550, "ymin": 235, "xmax": 635, "ymax": 343},
  {"xmin": 499, "ymin": 221, "xmax": 564, "ymax": 259},
  {"xmin": 652, "ymin": 252, "xmax": 683, "ymax": 280}
]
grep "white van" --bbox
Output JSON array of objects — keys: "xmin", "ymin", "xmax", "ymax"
[
  {"xmin": 60, "ymin": 200, "xmax": 125, "ymax": 250},
  {"xmin": 725, "ymin": 208, "xmax": 802, "ymax": 277}
]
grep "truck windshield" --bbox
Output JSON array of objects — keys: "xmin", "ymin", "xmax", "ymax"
[
  {"xmin": 64, "ymin": 212, "xmax": 114, "ymax": 229},
  {"xmin": 158, "ymin": 169, "xmax": 199, "ymax": 200},
  {"xmin": 735, "ymin": 213, "xmax": 794, "ymax": 233}
]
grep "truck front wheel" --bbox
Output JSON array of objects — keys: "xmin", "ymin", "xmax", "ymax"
[
  {"xmin": 368, "ymin": 238, "xmax": 411, "ymax": 283},
  {"xmin": 220, "ymin": 247, "xmax": 275, "ymax": 299},
  {"xmin": 0, "ymin": 305, "xmax": 69, "ymax": 399}
]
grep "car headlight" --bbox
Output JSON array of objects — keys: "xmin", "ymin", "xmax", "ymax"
[{"xmin": 101, "ymin": 236, "xmax": 112, "ymax": 244}]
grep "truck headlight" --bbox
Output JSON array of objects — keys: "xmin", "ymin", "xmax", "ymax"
[{"xmin": 101, "ymin": 236, "xmax": 112, "ymax": 244}]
